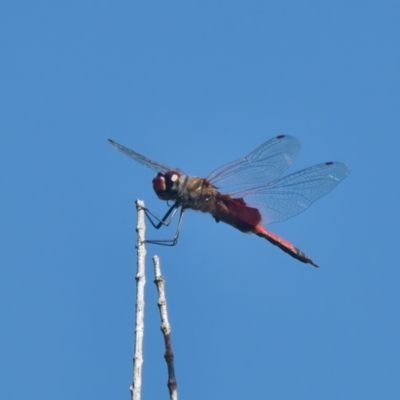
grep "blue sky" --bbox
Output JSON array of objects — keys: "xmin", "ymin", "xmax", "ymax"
[{"xmin": 1, "ymin": 2, "xmax": 399, "ymax": 399}]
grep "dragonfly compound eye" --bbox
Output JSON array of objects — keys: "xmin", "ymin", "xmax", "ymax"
[{"xmin": 152, "ymin": 171, "xmax": 181, "ymax": 200}]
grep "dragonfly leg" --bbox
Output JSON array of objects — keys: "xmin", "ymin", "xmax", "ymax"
[
  {"xmin": 138, "ymin": 203, "xmax": 179, "ymax": 229},
  {"xmin": 145, "ymin": 208, "xmax": 185, "ymax": 246}
]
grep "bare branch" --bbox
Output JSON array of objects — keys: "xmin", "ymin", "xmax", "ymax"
[
  {"xmin": 153, "ymin": 256, "xmax": 178, "ymax": 400},
  {"xmin": 130, "ymin": 200, "xmax": 146, "ymax": 400}
]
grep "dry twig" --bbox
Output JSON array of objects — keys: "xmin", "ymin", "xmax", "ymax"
[
  {"xmin": 153, "ymin": 256, "xmax": 178, "ymax": 400},
  {"xmin": 130, "ymin": 200, "xmax": 146, "ymax": 400}
]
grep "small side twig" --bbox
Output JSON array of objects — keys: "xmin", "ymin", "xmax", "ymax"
[
  {"xmin": 153, "ymin": 256, "xmax": 178, "ymax": 400},
  {"xmin": 130, "ymin": 200, "xmax": 146, "ymax": 400}
]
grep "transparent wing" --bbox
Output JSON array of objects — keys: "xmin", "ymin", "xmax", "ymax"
[
  {"xmin": 108, "ymin": 139, "xmax": 174, "ymax": 173},
  {"xmin": 207, "ymin": 135, "xmax": 301, "ymax": 187},
  {"xmin": 229, "ymin": 162, "xmax": 350, "ymax": 225}
]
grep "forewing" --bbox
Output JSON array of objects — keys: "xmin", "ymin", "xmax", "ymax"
[
  {"xmin": 108, "ymin": 139, "xmax": 174, "ymax": 173},
  {"xmin": 229, "ymin": 162, "xmax": 350, "ymax": 225},
  {"xmin": 207, "ymin": 135, "xmax": 301, "ymax": 187}
]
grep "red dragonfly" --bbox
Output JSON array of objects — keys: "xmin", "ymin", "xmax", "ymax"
[{"xmin": 108, "ymin": 135, "xmax": 350, "ymax": 267}]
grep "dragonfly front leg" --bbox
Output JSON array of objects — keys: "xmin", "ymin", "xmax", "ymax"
[
  {"xmin": 137, "ymin": 203, "xmax": 186, "ymax": 246},
  {"xmin": 139, "ymin": 203, "xmax": 179, "ymax": 229},
  {"xmin": 145, "ymin": 207, "xmax": 185, "ymax": 246}
]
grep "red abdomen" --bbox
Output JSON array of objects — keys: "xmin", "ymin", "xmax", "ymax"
[{"xmin": 214, "ymin": 195, "xmax": 262, "ymax": 232}]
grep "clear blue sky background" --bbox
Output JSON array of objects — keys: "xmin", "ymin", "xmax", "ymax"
[{"xmin": 1, "ymin": 2, "xmax": 399, "ymax": 399}]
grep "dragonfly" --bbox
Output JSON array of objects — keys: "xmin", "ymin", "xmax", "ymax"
[{"xmin": 108, "ymin": 135, "xmax": 350, "ymax": 267}]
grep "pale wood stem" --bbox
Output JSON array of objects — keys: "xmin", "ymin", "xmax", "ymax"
[
  {"xmin": 153, "ymin": 256, "xmax": 178, "ymax": 400},
  {"xmin": 130, "ymin": 200, "xmax": 146, "ymax": 400}
]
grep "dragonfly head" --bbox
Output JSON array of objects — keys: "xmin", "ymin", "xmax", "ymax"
[{"xmin": 152, "ymin": 171, "xmax": 182, "ymax": 201}]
